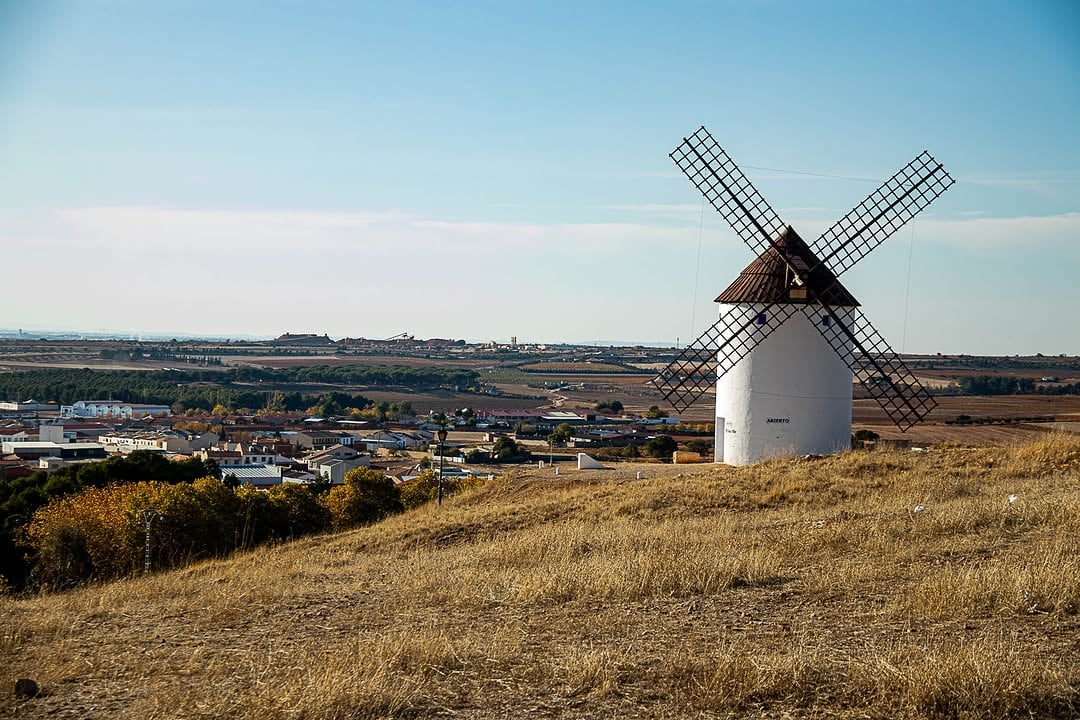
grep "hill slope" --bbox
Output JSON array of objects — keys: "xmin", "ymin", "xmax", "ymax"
[{"xmin": 3, "ymin": 438, "xmax": 1079, "ymax": 719}]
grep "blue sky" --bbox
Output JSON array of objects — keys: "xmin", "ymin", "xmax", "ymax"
[{"xmin": 1, "ymin": 0, "xmax": 1078, "ymax": 353}]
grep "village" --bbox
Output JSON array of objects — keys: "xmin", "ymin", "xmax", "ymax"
[{"xmin": 0, "ymin": 396, "xmax": 692, "ymax": 489}]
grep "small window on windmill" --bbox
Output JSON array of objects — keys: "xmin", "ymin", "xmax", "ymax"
[
  {"xmin": 754, "ymin": 312, "xmax": 767, "ymax": 326},
  {"xmin": 821, "ymin": 314, "xmax": 832, "ymax": 328}
]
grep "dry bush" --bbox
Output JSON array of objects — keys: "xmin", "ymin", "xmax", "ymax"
[
  {"xmin": 394, "ymin": 517, "xmax": 787, "ymax": 605},
  {"xmin": 664, "ymin": 643, "xmax": 828, "ymax": 712},
  {"xmin": 558, "ymin": 645, "xmax": 629, "ymax": 700},
  {"xmin": 993, "ymin": 432, "xmax": 1080, "ymax": 479},
  {"xmin": 901, "ymin": 535, "xmax": 1080, "ymax": 618},
  {"xmin": 855, "ymin": 634, "xmax": 1078, "ymax": 719}
]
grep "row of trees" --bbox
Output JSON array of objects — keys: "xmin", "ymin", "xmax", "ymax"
[
  {"xmin": 249, "ymin": 364, "xmax": 478, "ymax": 389},
  {"xmin": 0, "ymin": 452, "xmax": 220, "ymax": 589},
  {"xmin": 0, "ymin": 364, "xmax": 481, "ymax": 411},
  {"xmin": 591, "ymin": 435, "xmax": 678, "ymax": 461},
  {"xmin": 10, "ymin": 463, "xmax": 480, "ymax": 592},
  {"xmin": 955, "ymin": 375, "xmax": 1080, "ymax": 396},
  {"xmin": 0, "ymin": 369, "xmax": 377, "ymax": 415},
  {"xmin": 100, "ymin": 348, "xmax": 223, "ymax": 365}
]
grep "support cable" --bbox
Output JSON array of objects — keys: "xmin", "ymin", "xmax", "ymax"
[
  {"xmin": 901, "ymin": 221, "xmax": 916, "ymax": 353},
  {"xmin": 689, "ymin": 196, "xmax": 706, "ymax": 338}
]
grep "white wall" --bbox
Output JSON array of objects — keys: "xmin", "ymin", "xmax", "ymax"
[{"xmin": 715, "ymin": 303, "xmax": 853, "ymax": 466}]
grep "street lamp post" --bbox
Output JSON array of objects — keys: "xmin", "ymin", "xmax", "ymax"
[{"xmin": 436, "ymin": 426, "xmax": 447, "ymax": 505}]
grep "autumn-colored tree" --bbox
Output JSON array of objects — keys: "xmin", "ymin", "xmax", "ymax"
[
  {"xmin": 399, "ymin": 470, "xmax": 485, "ymax": 510},
  {"xmin": 173, "ymin": 421, "xmax": 212, "ymax": 434},
  {"xmin": 266, "ymin": 483, "xmax": 331, "ymax": 537},
  {"xmin": 321, "ymin": 467, "xmax": 402, "ymax": 530},
  {"xmin": 21, "ymin": 478, "xmax": 333, "ymax": 590},
  {"xmin": 22, "ymin": 482, "xmax": 162, "ymax": 588}
]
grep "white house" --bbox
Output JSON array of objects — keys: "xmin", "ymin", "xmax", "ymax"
[
  {"xmin": 196, "ymin": 444, "xmax": 277, "ymax": 467},
  {"xmin": 304, "ymin": 446, "xmax": 371, "ymax": 484},
  {"xmin": 354, "ymin": 430, "xmax": 427, "ymax": 451}
]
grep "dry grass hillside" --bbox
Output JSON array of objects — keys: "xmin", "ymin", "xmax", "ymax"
[{"xmin": 3, "ymin": 437, "xmax": 1079, "ymax": 719}]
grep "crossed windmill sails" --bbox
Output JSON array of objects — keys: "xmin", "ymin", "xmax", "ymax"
[{"xmin": 653, "ymin": 127, "xmax": 955, "ymax": 431}]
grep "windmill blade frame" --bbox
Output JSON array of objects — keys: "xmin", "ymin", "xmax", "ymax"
[
  {"xmin": 652, "ymin": 302, "xmax": 800, "ymax": 412},
  {"xmin": 811, "ymin": 151, "xmax": 954, "ymax": 278},
  {"xmin": 811, "ymin": 305, "xmax": 937, "ymax": 430},
  {"xmin": 670, "ymin": 127, "xmax": 788, "ymax": 257}
]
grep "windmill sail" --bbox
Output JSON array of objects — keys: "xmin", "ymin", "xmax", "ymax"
[
  {"xmin": 813, "ymin": 306, "xmax": 937, "ymax": 430},
  {"xmin": 811, "ymin": 151, "xmax": 954, "ymax": 278},
  {"xmin": 653, "ymin": 302, "xmax": 800, "ymax": 412},
  {"xmin": 670, "ymin": 127, "xmax": 787, "ymax": 256}
]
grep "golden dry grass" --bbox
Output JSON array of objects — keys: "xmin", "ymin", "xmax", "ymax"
[{"xmin": 2, "ymin": 435, "xmax": 1079, "ymax": 718}]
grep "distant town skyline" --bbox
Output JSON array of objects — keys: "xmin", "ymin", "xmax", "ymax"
[{"xmin": 2, "ymin": 1, "xmax": 1078, "ymax": 354}]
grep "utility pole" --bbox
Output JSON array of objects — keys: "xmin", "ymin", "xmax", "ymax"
[{"xmin": 142, "ymin": 509, "xmax": 160, "ymax": 574}]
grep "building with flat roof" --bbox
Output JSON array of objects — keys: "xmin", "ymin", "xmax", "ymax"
[
  {"xmin": 222, "ymin": 465, "xmax": 284, "ymax": 488},
  {"xmin": 1, "ymin": 441, "xmax": 107, "ymax": 462},
  {"xmin": 0, "ymin": 400, "xmax": 59, "ymax": 413}
]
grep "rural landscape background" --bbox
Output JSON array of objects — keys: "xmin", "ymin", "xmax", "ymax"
[
  {"xmin": 3, "ymin": 0, "xmax": 1079, "ymax": 717},
  {"xmin": 1, "ymin": 333, "xmax": 1079, "ymax": 717}
]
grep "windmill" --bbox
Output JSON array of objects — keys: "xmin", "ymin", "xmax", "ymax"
[{"xmin": 653, "ymin": 127, "xmax": 954, "ymax": 465}]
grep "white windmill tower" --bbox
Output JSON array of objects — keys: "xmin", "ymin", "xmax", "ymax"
[{"xmin": 654, "ymin": 128, "xmax": 954, "ymax": 465}]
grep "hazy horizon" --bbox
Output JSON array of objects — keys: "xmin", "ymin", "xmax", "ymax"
[{"xmin": 2, "ymin": 2, "xmax": 1078, "ymax": 354}]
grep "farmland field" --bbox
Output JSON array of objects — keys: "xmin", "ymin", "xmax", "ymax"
[
  {"xmin": 236, "ymin": 354, "xmax": 494, "ymax": 369},
  {"xmin": 518, "ymin": 361, "xmax": 645, "ymax": 374},
  {"xmin": 3, "ymin": 339, "xmax": 1080, "ymax": 448}
]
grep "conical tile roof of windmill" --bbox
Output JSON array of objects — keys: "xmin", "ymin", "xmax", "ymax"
[{"xmin": 715, "ymin": 226, "xmax": 860, "ymax": 306}]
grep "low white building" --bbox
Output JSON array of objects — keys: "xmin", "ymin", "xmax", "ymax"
[
  {"xmin": 354, "ymin": 430, "xmax": 428, "ymax": 451},
  {"xmin": 99, "ymin": 431, "xmax": 193, "ymax": 454},
  {"xmin": 0, "ymin": 399, "xmax": 59, "ymax": 413},
  {"xmin": 223, "ymin": 465, "xmax": 284, "ymax": 488},
  {"xmin": 0, "ymin": 427, "xmax": 34, "ymax": 444},
  {"xmin": 2, "ymin": 441, "xmax": 107, "ymax": 462},
  {"xmin": 195, "ymin": 443, "xmax": 277, "ymax": 467},
  {"xmin": 60, "ymin": 400, "xmax": 172, "ymax": 419}
]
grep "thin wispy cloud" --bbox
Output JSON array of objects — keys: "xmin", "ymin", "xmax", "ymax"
[
  {"xmin": 41, "ymin": 206, "xmax": 1080, "ymax": 257},
  {"xmin": 961, "ymin": 173, "xmax": 1080, "ymax": 191},
  {"xmin": 603, "ymin": 203, "xmax": 703, "ymax": 218},
  {"xmin": 913, "ymin": 212, "xmax": 1080, "ymax": 247},
  {"xmin": 1, "ymin": 205, "xmax": 1077, "ymax": 348},
  {"xmin": 47, "ymin": 206, "xmax": 691, "ymax": 256}
]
